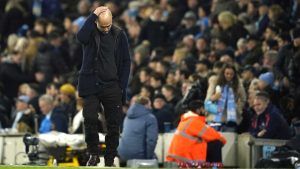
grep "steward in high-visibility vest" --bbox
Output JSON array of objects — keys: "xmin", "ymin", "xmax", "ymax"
[{"xmin": 166, "ymin": 100, "xmax": 226, "ymax": 163}]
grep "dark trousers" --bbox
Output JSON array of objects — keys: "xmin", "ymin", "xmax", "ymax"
[
  {"xmin": 83, "ymin": 83, "xmax": 122, "ymax": 164},
  {"xmin": 206, "ymin": 140, "xmax": 223, "ymax": 162}
]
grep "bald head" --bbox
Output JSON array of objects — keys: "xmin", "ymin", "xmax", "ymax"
[{"xmin": 97, "ymin": 9, "xmax": 112, "ymax": 33}]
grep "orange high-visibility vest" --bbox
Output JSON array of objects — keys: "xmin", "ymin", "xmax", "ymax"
[{"xmin": 166, "ymin": 111, "xmax": 226, "ymax": 162}]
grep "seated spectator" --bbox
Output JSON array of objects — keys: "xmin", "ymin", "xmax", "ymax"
[
  {"xmin": 152, "ymin": 94, "xmax": 175, "ymax": 133},
  {"xmin": 249, "ymin": 91, "xmax": 291, "ymax": 139},
  {"xmin": 118, "ymin": 96, "xmax": 158, "ymax": 161},
  {"xmin": 11, "ymin": 95, "xmax": 34, "ymax": 133},
  {"xmin": 57, "ymin": 83, "xmax": 77, "ymax": 127},
  {"xmin": 166, "ymin": 100, "xmax": 226, "ymax": 164},
  {"xmin": 38, "ymin": 94, "xmax": 68, "ymax": 133}
]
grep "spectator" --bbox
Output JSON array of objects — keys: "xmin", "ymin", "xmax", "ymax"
[
  {"xmin": 32, "ymin": 31, "xmax": 70, "ymax": 90},
  {"xmin": 0, "ymin": 50, "xmax": 36, "ymax": 101},
  {"xmin": 262, "ymin": 50, "xmax": 278, "ymax": 70},
  {"xmin": 26, "ymin": 83, "xmax": 41, "ymax": 115},
  {"xmin": 235, "ymin": 38, "xmax": 248, "ymax": 64},
  {"xmin": 118, "ymin": 96, "xmax": 158, "ymax": 161},
  {"xmin": 45, "ymin": 83, "xmax": 60, "ymax": 106},
  {"xmin": 249, "ymin": 91, "xmax": 291, "ymax": 139},
  {"xmin": 11, "ymin": 95, "xmax": 34, "ymax": 133},
  {"xmin": 256, "ymin": 2, "xmax": 269, "ymax": 36},
  {"xmin": 38, "ymin": 94, "xmax": 68, "ymax": 133},
  {"xmin": 149, "ymin": 72, "xmax": 164, "ymax": 95},
  {"xmin": 138, "ymin": 6, "xmax": 169, "ymax": 50},
  {"xmin": 242, "ymin": 35, "xmax": 263, "ymax": 66},
  {"xmin": 152, "ymin": 94, "xmax": 174, "ymax": 133},
  {"xmin": 241, "ymin": 65, "xmax": 257, "ymax": 93},
  {"xmin": 161, "ymin": 84, "xmax": 179, "ymax": 107},
  {"xmin": 205, "ymin": 64, "xmax": 246, "ymax": 132},
  {"xmin": 217, "ymin": 11, "xmax": 248, "ymax": 48},
  {"xmin": 57, "ymin": 83, "xmax": 76, "ymax": 130}
]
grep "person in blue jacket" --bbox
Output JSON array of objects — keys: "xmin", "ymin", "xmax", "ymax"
[
  {"xmin": 76, "ymin": 6, "xmax": 131, "ymax": 166},
  {"xmin": 118, "ymin": 96, "xmax": 158, "ymax": 162}
]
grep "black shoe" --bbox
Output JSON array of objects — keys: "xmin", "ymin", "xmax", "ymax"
[
  {"xmin": 105, "ymin": 159, "xmax": 115, "ymax": 167},
  {"xmin": 86, "ymin": 155, "xmax": 100, "ymax": 166}
]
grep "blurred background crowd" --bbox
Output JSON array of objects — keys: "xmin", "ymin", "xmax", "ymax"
[{"xmin": 0, "ymin": 0, "xmax": 299, "ymax": 138}]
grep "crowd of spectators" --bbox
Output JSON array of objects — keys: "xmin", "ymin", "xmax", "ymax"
[{"xmin": 0, "ymin": 0, "xmax": 300, "ymax": 141}]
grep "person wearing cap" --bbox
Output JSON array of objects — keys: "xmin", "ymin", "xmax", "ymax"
[
  {"xmin": 117, "ymin": 96, "xmax": 158, "ymax": 162},
  {"xmin": 249, "ymin": 91, "xmax": 291, "ymax": 139},
  {"xmin": 166, "ymin": 100, "xmax": 226, "ymax": 165},
  {"xmin": 11, "ymin": 95, "xmax": 34, "ymax": 133},
  {"xmin": 77, "ymin": 6, "xmax": 131, "ymax": 166},
  {"xmin": 173, "ymin": 11, "xmax": 198, "ymax": 41}
]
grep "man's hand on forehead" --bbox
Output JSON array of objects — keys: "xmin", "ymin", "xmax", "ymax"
[{"xmin": 93, "ymin": 6, "xmax": 108, "ymax": 16}]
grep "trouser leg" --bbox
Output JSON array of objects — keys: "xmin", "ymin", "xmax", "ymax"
[
  {"xmin": 206, "ymin": 140, "xmax": 223, "ymax": 162},
  {"xmin": 100, "ymin": 84, "xmax": 122, "ymax": 166},
  {"xmin": 83, "ymin": 95, "xmax": 100, "ymax": 155}
]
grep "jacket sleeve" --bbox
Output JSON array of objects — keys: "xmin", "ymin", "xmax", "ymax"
[
  {"xmin": 77, "ymin": 13, "xmax": 98, "ymax": 44},
  {"xmin": 201, "ymin": 126, "xmax": 227, "ymax": 145},
  {"xmin": 51, "ymin": 113, "xmax": 68, "ymax": 133},
  {"xmin": 262, "ymin": 111, "xmax": 282, "ymax": 139},
  {"xmin": 119, "ymin": 31, "xmax": 131, "ymax": 103},
  {"xmin": 189, "ymin": 120, "xmax": 227, "ymax": 145},
  {"xmin": 145, "ymin": 115, "xmax": 158, "ymax": 159}
]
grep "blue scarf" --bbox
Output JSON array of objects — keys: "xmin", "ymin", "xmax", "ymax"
[{"xmin": 215, "ymin": 85, "xmax": 237, "ymax": 123}]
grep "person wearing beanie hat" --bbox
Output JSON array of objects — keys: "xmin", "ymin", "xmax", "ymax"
[
  {"xmin": 58, "ymin": 83, "xmax": 77, "ymax": 132},
  {"xmin": 258, "ymin": 72, "xmax": 274, "ymax": 88},
  {"xmin": 60, "ymin": 83, "xmax": 76, "ymax": 96},
  {"xmin": 166, "ymin": 99, "xmax": 226, "ymax": 165},
  {"xmin": 257, "ymin": 72, "xmax": 281, "ymax": 108}
]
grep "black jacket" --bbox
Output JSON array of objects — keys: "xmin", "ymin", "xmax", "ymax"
[
  {"xmin": 249, "ymin": 104, "xmax": 291, "ymax": 140},
  {"xmin": 77, "ymin": 13, "xmax": 131, "ymax": 103},
  {"xmin": 0, "ymin": 62, "xmax": 35, "ymax": 100}
]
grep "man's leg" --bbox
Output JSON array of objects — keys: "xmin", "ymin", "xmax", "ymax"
[
  {"xmin": 101, "ymin": 84, "xmax": 122, "ymax": 166},
  {"xmin": 83, "ymin": 95, "xmax": 100, "ymax": 166},
  {"xmin": 206, "ymin": 140, "xmax": 223, "ymax": 163}
]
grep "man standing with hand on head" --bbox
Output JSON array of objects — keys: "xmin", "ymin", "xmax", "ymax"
[{"xmin": 77, "ymin": 6, "xmax": 131, "ymax": 166}]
